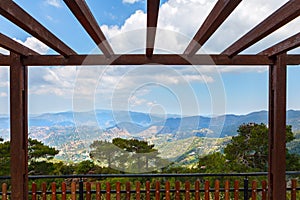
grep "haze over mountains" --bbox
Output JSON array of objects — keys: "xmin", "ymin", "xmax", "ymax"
[{"xmin": 1, "ymin": 110, "xmax": 300, "ymax": 162}]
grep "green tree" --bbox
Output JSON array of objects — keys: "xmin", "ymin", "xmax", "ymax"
[
  {"xmin": 224, "ymin": 123, "xmax": 300, "ymax": 172},
  {"xmin": 0, "ymin": 138, "xmax": 10, "ymax": 176},
  {"xmin": 75, "ymin": 160, "xmax": 95, "ymax": 174}
]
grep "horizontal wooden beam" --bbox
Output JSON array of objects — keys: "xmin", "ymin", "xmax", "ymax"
[
  {"xmin": 222, "ymin": 0, "xmax": 300, "ymax": 57},
  {"xmin": 0, "ymin": 0, "xmax": 76, "ymax": 57},
  {"xmin": 20, "ymin": 54, "xmax": 275, "ymax": 66},
  {"xmin": 0, "ymin": 32, "xmax": 39, "ymax": 56},
  {"xmin": 146, "ymin": 0, "xmax": 160, "ymax": 57},
  {"xmin": 63, "ymin": 0, "xmax": 114, "ymax": 57},
  {"xmin": 259, "ymin": 32, "xmax": 300, "ymax": 57},
  {"xmin": 184, "ymin": 0, "xmax": 242, "ymax": 56},
  {"xmin": 1, "ymin": 54, "xmax": 299, "ymax": 66}
]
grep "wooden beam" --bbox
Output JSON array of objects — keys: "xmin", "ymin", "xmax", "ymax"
[
  {"xmin": 146, "ymin": 0, "xmax": 160, "ymax": 57},
  {"xmin": 10, "ymin": 52, "xmax": 28, "ymax": 200},
  {"xmin": 222, "ymin": 0, "xmax": 300, "ymax": 57},
  {"xmin": 259, "ymin": 32, "xmax": 300, "ymax": 57},
  {"xmin": 287, "ymin": 55, "xmax": 300, "ymax": 65},
  {"xmin": 63, "ymin": 0, "xmax": 114, "ymax": 57},
  {"xmin": 268, "ymin": 53, "xmax": 287, "ymax": 200},
  {"xmin": 21, "ymin": 54, "xmax": 274, "ymax": 66},
  {"xmin": 184, "ymin": 0, "xmax": 242, "ymax": 56},
  {"xmin": 0, "ymin": 32, "xmax": 39, "ymax": 56},
  {"xmin": 0, "ymin": 55, "xmax": 10, "ymax": 66},
  {"xmin": 0, "ymin": 0, "xmax": 76, "ymax": 57}
]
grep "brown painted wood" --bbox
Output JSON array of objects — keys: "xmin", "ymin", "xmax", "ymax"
[
  {"xmin": 116, "ymin": 182, "xmax": 121, "ymax": 200},
  {"xmin": 214, "ymin": 180, "xmax": 220, "ymax": 200},
  {"xmin": 42, "ymin": 182, "xmax": 47, "ymax": 200},
  {"xmin": 146, "ymin": 0, "xmax": 160, "ymax": 57},
  {"xmin": 184, "ymin": 0, "xmax": 241, "ymax": 55},
  {"xmin": 0, "ymin": 55, "xmax": 10, "ymax": 66},
  {"xmin": 268, "ymin": 53, "xmax": 287, "ymax": 200},
  {"xmin": 224, "ymin": 180, "xmax": 230, "ymax": 200},
  {"xmin": 86, "ymin": 182, "xmax": 91, "ymax": 200},
  {"xmin": 51, "ymin": 182, "xmax": 57, "ymax": 200},
  {"xmin": 61, "ymin": 182, "xmax": 67, "ymax": 200},
  {"xmin": 125, "ymin": 182, "xmax": 131, "ymax": 200},
  {"xmin": 10, "ymin": 52, "xmax": 28, "ymax": 200},
  {"xmin": 195, "ymin": 180, "xmax": 200, "ymax": 200},
  {"xmin": 251, "ymin": 181, "xmax": 257, "ymax": 200},
  {"xmin": 175, "ymin": 181, "xmax": 180, "ymax": 200},
  {"xmin": 135, "ymin": 182, "xmax": 141, "ymax": 200},
  {"xmin": 155, "ymin": 181, "xmax": 160, "ymax": 200},
  {"xmin": 71, "ymin": 182, "xmax": 76, "ymax": 200},
  {"xmin": 204, "ymin": 180, "xmax": 210, "ymax": 200},
  {"xmin": 106, "ymin": 182, "xmax": 111, "ymax": 200},
  {"xmin": 165, "ymin": 181, "xmax": 171, "ymax": 200},
  {"xmin": 63, "ymin": 0, "xmax": 113, "ymax": 57},
  {"xmin": 234, "ymin": 180, "xmax": 239, "ymax": 200},
  {"xmin": 2, "ymin": 183, "xmax": 7, "ymax": 200},
  {"xmin": 21, "ymin": 54, "xmax": 276, "ymax": 66},
  {"xmin": 291, "ymin": 179, "xmax": 297, "ymax": 200},
  {"xmin": 32, "ymin": 182, "xmax": 37, "ymax": 200},
  {"xmin": 185, "ymin": 181, "xmax": 190, "ymax": 200},
  {"xmin": 0, "ymin": 33, "xmax": 39, "ymax": 56},
  {"xmin": 260, "ymin": 32, "xmax": 300, "ymax": 57},
  {"xmin": 96, "ymin": 182, "xmax": 101, "ymax": 200},
  {"xmin": 222, "ymin": 0, "xmax": 300, "ymax": 57},
  {"xmin": 262, "ymin": 180, "xmax": 267, "ymax": 200},
  {"xmin": 0, "ymin": 0, "xmax": 76, "ymax": 57},
  {"xmin": 146, "ymin": 181, "xmax": 151, "ymax": 200}
]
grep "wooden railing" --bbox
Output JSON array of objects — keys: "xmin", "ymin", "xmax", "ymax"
[{"xmin": 1, "ymin": 179, "xmax": 299, "ymax": 200}]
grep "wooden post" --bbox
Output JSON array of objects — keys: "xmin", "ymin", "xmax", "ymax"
[
  {"xmin": 96, "ymin": 182, "xmax": 101, "ymax": 200},
  {"xmin": 42, "ymin": 182, "xmax": 47, "ymax": 200},
  {"xmin": 214, "ymin": 180, "xmax": 220, "ymax": 200},
  {"xmin": 86, "ymin": 182, "xmax": 91, "ymax": 200},
  {"xmin": 268, "ymin": 53, "xmax": 287, "ymax": 200},
  {"xmin": 234, "ymin": 180, "xmax": 239, "ymax": 200},
  {"xmin": 71, "ymin": 182, "xmax": 76, "ymax": 200},
  {"xmin": 185, "ymin": 181, "xmax": 190, "ymax": 200},
  {"xmin": 195, "ymin": 180, "xmax": 200, "ymax": 200},
  {"xmin": 32, "ymin": 182, "xmax": 37, "ymax": 200},
  {"xmin": 175, "ymin": 181, "xmax": 180, "ymax": 200},
  {"xmin": 125, "ymin": 182, "xmax": 131, "ymax": 200},
  {"xmin": 51, "ymin": 182, "xmax": 56, "ymax": 200},
  {"xmin": 106, "ymin": 182, "xmax": 111, "ymax": 200},
  {"xmin": 224, "ymin": 180, "xmax": 230, "ymax": 200},
  {"xmin": 116, "ymin": 182, "xmax": 121, "ymax": 200},
  {"xmin": 135, "ymin": 182, "xmax": 141, "ymax": 200},
  {"xmin": 204, "ymin": 180, "xmax": 210, "ymax": 200},
  {"xmin": 165, "ymin": 181, "xmax": 170, "ymax": 200},
  {"xmin": 252, "ymin": 181, "xmax": 257, "ymax": 200},
  {"xmin": 2, "ymin": 183, "xmax": 7, "ymax": 200},
  {"xmin": 262, "ymin": 180, "xmax": 267, "ymax": 200},
  {"xmin": 291, "ymin": 179, "xmax": 297, "ymax": 200},
  {"xmin": 10, "ymin": 52, "xmax": 28, "ymax": 200},
  {"xmin": 146, "ymin": 181, "xmax": 150, "ymax": 200},
  {"xmin": 61, "ymin": 182, "xmax": 67, "ymax": 200},
  {"xmin": 155, "ymin": 181, "xmax": 160, "ymax": 200}
]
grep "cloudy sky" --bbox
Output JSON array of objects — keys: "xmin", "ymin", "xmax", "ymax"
[{"xmin": 0, "ymin": 0, "xmax": 299, "ymax": 116}]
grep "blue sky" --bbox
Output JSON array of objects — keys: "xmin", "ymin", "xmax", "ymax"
[{"xmin": 0, "ymin": 0, "xmax": 299, "ymax": 116}]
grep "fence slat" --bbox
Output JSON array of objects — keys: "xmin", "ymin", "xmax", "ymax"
[
  {"xmin": 234, "ymin": 180, "xmax": 239, "ymax": 200},
  {"xmin": 291, "ymin": 179, "xmax": 297, "ymax": 200},
  {"xmin": 136, "ymin": 182, "xmax": 141, "ymax": 200},
  {"xmin": 185, "ymin": 181, "xmax": 190, "ymax": 200},
  {"xmin": 31, "ymin": 182, "xmax": 37, "ymax": 200},
  {"xmin": 214, "ymin": 180, "xmax": 220, "ymax": 200},
  {"xmin": 126, "ymin": 182, "xmax": 131, "ymax": 200},
  {"xmin": 165, "ymin": 181, "xmax": 171, "ymax": 200},
  {"xmin": 175, "ymin": 181, "xmax": 180, "ymax": 200},
  {"xmin": 2, "ymin": 183, "xmax": 7, "ymax": 200},
  {"xmin": 195, "ymin": 180, "xmax": 200, "ymax": 200},
  {"xmin": 146, "ymin": 181, "xmax": 150, "ymax": 200},
  {"xmin": 51, "ymin": 182, "xmax": 56, "ymax": 200},
  {"xmin": 262, "ymin": 180, "xmax": 267, "ymax": 200},
  {"xmin": 204, "ymin": 180, "xmax": 210, "ymax": 200},
  {"xmin": 155, "ymin": 181, "xmax": 160, "ymax": 200},
  {"xmin": 251, "ymin": 181, "xmax": 257, "ymax": 200},
  {"xmin": 116, "ymin": 182, "xmax": 121, "ymax": 200},
  {"xmin": 61, "ymin": 182, "xmax": 66, "ymax": 200},
  {"xmin": 86, "ymin": 182, "xmax": 91, "ymax": 200},
  {"xmin": 225, "ymin": 180, "xmax": 230, "ymax": 200},
  {"xmin": 106, "ymin": 182, "xmax": 111, "ymax": 200},
  {"xmin": 41, "ymin": 182, "xmax": 47, "ymax": 200},
  {"xmin": 71, "ymin": 182, "xmax": 76, "ymax": 200},
  {"xmin": 96, "ymin": 182, "xmax": 101, "ymax": 200}
]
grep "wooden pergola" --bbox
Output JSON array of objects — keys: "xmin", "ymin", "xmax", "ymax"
[{"xmin": 0, "ymin": 0, "xmax": 299, "ymax": 199}]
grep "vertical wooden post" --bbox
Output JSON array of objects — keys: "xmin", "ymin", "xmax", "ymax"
[
  {"xmin": 268, "ymin": 53, "xmax": 287, "ymax": 200},
  {"xmin": 71, "ymin": 182, "xmax": 76, "ymax": 200},
  {"xmin": 175, "ymin": 181, "xmax": 180, "ymax": 200},
  {"xmin": 86, "ymin": 182, "xmax": 91, "ymax": 200},
  {"xmin": 125, "ymin": 182, "xmax": 131, "ymax": 200},
  {"xmin": 96, "ymin": 182, "xmax": 101, "ymax": 200},
  {"xmin": 185, "ymin": 181, "xmax": 190, "ymax": 200},
  {"xmin": 195, "ymin": 180, "xmax": 200, "ymax": 200},
  {"xmin": 214, "ymin": 180, "xmax": 220, "ymax": 200},
  {"xmin": 224, "ymin": 180, "xmax": 230, "ymax": 200},
  {"xmin": 32, "ymin": 182, "xmax": 37, "ymax": 200},
  {"xmin": 234, "ymin": 180, "xmax": 239, "ymax": 200},
  {"xmin": 165, "ymin": 181, "xmax": 170, "ymax": 200},
  {"xmin": 155, "ymin": 181, "xmax": 160, "ymax": 200},
  {"xmin": 146, "ymin": 181, "xmax": 150, "ymax": 200},
  {"xmin": 42, "ymin": 182, "xmax": 47, "ymax": 200},
  {"xmin": 61, "ymin": 182, "xmax": 67, "ymax": 200},
  {"xmin": 135, "ymin": 182, "xmax": 141, "ymax": 200},
  {"xmin": 2, "ymin": 183, "xmax": 7, "ymax": 200},
  {"xmin": 10, "ymin": 52, "xmax": 28, "ymax": 200}
]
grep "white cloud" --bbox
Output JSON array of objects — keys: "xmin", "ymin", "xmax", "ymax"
[
  {"xmin": 0, "ymin": 92, "xmax": 7, "ymax": 97},
  {"xmin": 0, "ymin": 48, "xmax": 9, "ymax": 55},
  {"xmin": 13, "ymin": 37, "xmax": 49, "ymax": 55},
  {"xmin": 122, "ymin": 0, "xmax": 141, "ymax": 4},
  {"xmin": 45, "ymin": 0, "xmax": 62, "ymax": 8}
]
